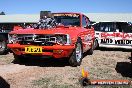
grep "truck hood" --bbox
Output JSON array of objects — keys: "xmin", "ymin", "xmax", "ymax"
[{"xmin": 9, "ymin": 27, "xmax": 81, "ymax": 35}]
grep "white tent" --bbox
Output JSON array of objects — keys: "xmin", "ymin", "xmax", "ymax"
[
  {"xmin": 85, "ymin": 13, "xmax": 132, "ymax": 22},
  {"xmin": 0, "ymin": 13, "xmax": 132, "ymax": 23},
  {"xmin": 0, "ymin": 14, "xmax": 39, "ymax": 23}
]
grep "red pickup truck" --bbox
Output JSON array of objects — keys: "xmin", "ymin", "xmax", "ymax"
[{"xmin": 7, "ymin": 12, "xmax": 95, "ymax": 66}]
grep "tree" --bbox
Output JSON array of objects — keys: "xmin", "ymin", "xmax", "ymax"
[{"xmin": 0, "ymin": 12, "xmax": 5, "ymax": 15}]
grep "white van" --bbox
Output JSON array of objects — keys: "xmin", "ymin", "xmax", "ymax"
[{"xmin": 94, "ymin": 22, "xmax": 132, "ymax": 49}]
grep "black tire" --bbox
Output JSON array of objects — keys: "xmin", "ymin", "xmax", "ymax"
[
  {"xmin": 13, "ymin": 53, "xmax": 26, "ymax": 63},
  {"xmin": 93, "ymin": 38, "xmax": 98, "ymax": 50},
  {"xmin": 0, "ymin": 35, "xmax": 8, "ymax": 55},
  {"xmin": 69, "ymin": 38, "xmax": 83, "ymax": 67}
]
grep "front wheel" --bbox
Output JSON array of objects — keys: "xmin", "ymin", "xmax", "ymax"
[{"xmin": 69, "ymin": 39, "xmax": 83, "ymax": 67}]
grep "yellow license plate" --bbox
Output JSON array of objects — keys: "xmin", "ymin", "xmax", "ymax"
[{"xmin": 25, "ymin": 46, "xmax": 42, "ymax": 53}]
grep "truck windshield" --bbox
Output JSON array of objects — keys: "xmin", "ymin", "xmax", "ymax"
[{"xmin": 53, "ymin": 13, "xmax": 80, "ymax": 27}]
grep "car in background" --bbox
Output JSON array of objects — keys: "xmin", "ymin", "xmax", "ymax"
[
  {"xmin": 7, "ymin": 12, "xmax": 95, "ymax": 66},
  {"xmin": 93, "ymin": 22, "xmax": 132, "ymax": 49}
]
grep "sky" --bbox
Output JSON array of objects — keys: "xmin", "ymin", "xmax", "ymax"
[{"xmin": 0, "ymin": 0, "xmax": 132, "ymax": 14}]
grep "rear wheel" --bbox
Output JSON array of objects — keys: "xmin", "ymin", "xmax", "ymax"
[
  {"xmin": 69, "ymin": 38, "xmax": 83, "ymax": 67},
  {"xmin": 0, "ymin": 35, "xmax": 7, "ymax": 55},
  {"xmin": 93, "ymin": 38, "xmax": 98, "ymax": 50}
]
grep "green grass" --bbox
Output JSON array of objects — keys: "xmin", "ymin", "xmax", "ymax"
[
  {"xmin": 50, "ymin": 84, "xmax": 75, "ymax": 88},
  {"xmin": 32, "ymin": 77, "xmax": 52, "ymax": 87},
  {"xmin": 32, "ymin": 76, "xmax": 80, "ymax": 88}
]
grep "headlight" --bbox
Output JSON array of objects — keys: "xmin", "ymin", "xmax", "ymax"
[
  {"xmin": 8, "ymin": 34, "xmax": 18, "ymax": 44},
  {"xmin": 56, "ymin": 34, "xmax": 71, "ymax": 45}
]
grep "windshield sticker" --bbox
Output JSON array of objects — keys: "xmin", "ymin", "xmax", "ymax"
[{"xmin": 53, "ymin": 13, "xmax": 80, "ymax": 17}]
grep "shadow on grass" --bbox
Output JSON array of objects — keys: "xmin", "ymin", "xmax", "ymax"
[
  {"xmin": 0, "ymin": 76, "xmax": 10, "ymax": 88},
  {"xmin": 115, "ymin": 60, "xmax": 132, "ymax": 78},
  {"xmin": 12, "ymin": 56, "xmax": 70, "ymax": 67},
  {"xmin": 96, "ymin": 47, "xmax": 132, "ymax": 52}
]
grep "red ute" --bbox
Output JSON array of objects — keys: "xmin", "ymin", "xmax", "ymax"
[{"xmin": 7, "ymin": 12, "xmax": 95, "ymax": 66}]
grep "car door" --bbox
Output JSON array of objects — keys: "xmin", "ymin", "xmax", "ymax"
[{"xmin": 81, "ymin": 15, "xmax": 93, "ymax": 52}]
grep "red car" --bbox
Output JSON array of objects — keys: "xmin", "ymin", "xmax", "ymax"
[{"xmin": 7, "ymin": 12, "xmax": 95, "ymax": 66}]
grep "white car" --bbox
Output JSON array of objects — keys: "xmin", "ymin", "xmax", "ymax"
[{"xmin": 93, "ymin": 22, "xmax": 132, "ymax": 49}]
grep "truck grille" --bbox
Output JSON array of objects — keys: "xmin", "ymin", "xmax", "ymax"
[{"xmin": 17, "ymin": 34, "xmax": 56, "ymax": 46}]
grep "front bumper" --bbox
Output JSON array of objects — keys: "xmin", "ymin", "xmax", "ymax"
[{"xmin": 7, "ymin": 44, "xmax": 75, "ymax": 58}]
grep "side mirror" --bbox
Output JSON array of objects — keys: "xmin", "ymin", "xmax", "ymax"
[{"xmin": 85, "ymin": 25, "xmax": 92, "ymax": 29}]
